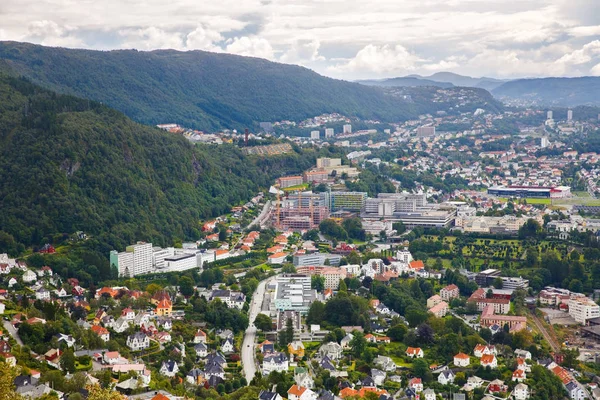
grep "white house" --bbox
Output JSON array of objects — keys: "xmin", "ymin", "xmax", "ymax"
[
  {"xmin": 194, "ymin": 343, "xmax": 208, "ymax": 358},
  {"xmin": 288, "ymin": 385, "xmax": 317, "ymax": 400},
  {"xmin": 480, "ymin": 354, "xmax": 498, "ymax": 369},
  {"xmin": 160, "ymin": 360, "xmax": 179, "ymax": 377},
  {"xmin": 514, "ymin": 349, "xmax": 532, "ymax": 360},
  {"xmin": 438, "ymin": 370, "xmax": 455, "ymax": 385},
  {"xmin": 295, "ymin": 370, "xmax": 314, "ymax": 389},
  {"xmin": 474, "ymin": 344, "xmax": 497, "ymax": 357},
  {"xmin": 408, "ymin": 377, "xmax": 423, "ymax": 392},
  {"xmin": 121, "ymin": 308, "xmax": 136, "ymax": 321},
  {"xmin": 22, "ymin": 270, "xmax": 37, "ymax": 283},
  {"xmin": 127, "ymin": 332, "xmax": 150, "ymax": 351},
  {"xmin": 513, "ymin": 383, "xmax": 530, "ymax": 400},
  {"xmin": 112, "ymin": 317, "xmax": 130, "ymax": 333},
  {"xmin": 0, "ymin": 302, "xmax": 5, "ymax": 314},
  {"xmin": 221, "ymin": 337, "xmax": 235, "ymax": 354},
  {"xmin": 371, "ymin": 369, "xmax": 386, "ymax": 386},
  {"xmin": 422, "ymin": 388, "xmax": 436, "ymax": 400},
  {"xmin": 35, "ymin": 288, "xmax": 51, "ymax": 301},
  {"xmin": 454, "ymin": 352, "xmax": 470, "ymax": 367},
  {"xmin": 340, "ymin": 334, "xmax": 353, "ymax": 349},
  {"xmin": 262, "ymin": 352, "xmax": 289, "ymax": 375},
  {"xmin": 194, "ymin": 329, "xmax": 207, "ymax": 344},
  {"xmin": 406, "ymin": 347, "xmax": 424, "ymax": 358},
  {"xmin": 566, "ymin": 381, "xmax": 586, "ymax": 400}
]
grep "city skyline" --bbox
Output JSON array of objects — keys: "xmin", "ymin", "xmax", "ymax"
[{"xmin": 1, "ymin": 0, "xmax": 599, "ymax": 80}]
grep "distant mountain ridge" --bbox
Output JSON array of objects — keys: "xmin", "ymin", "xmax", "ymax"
[
  {"xmin": 491, "ymin": 76, "xmax": 600, "ymax": 106},
  {"xmin": 358, "ymin": 72, "xmax": 509, "ymax": 91}
]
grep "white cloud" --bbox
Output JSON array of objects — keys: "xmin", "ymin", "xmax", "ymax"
[
  {"xmin": 225, "ymin": 36, "xmax": 275, "ymax": 60},
  {"xmin": 119, "ymin": 27, "xmax": 185, "ymax": 50},
  {"xmin": 330, "ymin": 44, "xmax": 422, "ymax": 76},
  {"xmin": 591, "ymin": 63, "xmax": 600, "ymax": 76},
  {"xmin": 556, "ymin": 40, "xmax": 600, "ymax": 65},
  {"xmin": 280, "ymin": 39, "xmax": 324, "ymax": 64},
  {"xmin": 186, "ymin": 26, "xmax": 223, "ymax": 52}
]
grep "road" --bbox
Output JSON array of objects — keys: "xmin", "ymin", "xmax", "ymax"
[
  {"xmin": 530, "ymin": 312, "xmax": 560, "ymax": 353},
  {"xmin": 241, "ymin": 275, "xmax": 276, "ymax": 383},
  {"xmin": 3, "ymin": 320, "xmax": 23, "ymax": 346}
]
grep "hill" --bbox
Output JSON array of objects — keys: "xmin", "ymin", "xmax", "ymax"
[
  {"xmin": 0, "ymin": 42, "xmax": 443, "ymax": 131},
  {"xmin": 356, "ymin": 77, "xmax": 454, "ymax": 88},
  {"xmin": 363, "ymin": 72, "xmax": 508, "ymax": 91},
  {"xmin": 492, "ymin": 76, "xmax": 600, "ymax": 106},
  {"xmin": 0, "ymin": 74, "xmax": 320, "ymax": 255}
]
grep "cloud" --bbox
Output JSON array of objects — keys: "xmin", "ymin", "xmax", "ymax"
[
  {"xmin": 225, "ymin": 36, "xmax": 274, "ymax": 59},
  {"xmin": 26, "ymin": 20, "xmax": 84, "ymax": 47},
  {"xmin": 330, "ymin": 44, "xmax": 423, "ymax": 76},
  {"xmin": 119, "ymin": 27, "xmax": 185, "ymax": 50},
  {"xmin": 280, "ymin": 39, "xmax": 324, "ymax": 64},
  {"xmin": 186, "ymin": 26, "xmax": 223, "ymax": 51},
  {"xmin": 591, "ymin": 63, "xmax": 600, "ymax": 76},
  {"xmin": 556, "ymin": 40, "xmax": 600, "ymax": 65}
]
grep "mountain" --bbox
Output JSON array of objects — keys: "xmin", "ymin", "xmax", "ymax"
[
  {"xmin": 0, "ymin": 41, "xmax": 449, "ymax": 131},
  {"xmin": 492, "ymin": 77, "xmax": 600, "ymax": 106},
  {"xmin": 0, "ymin": 73, "xmax": 319, "ymax": 255},
  {"xmin": 363, "ymin": 72, "xmax": 508, "ymax": 91},
  {"xmin": 357, "ymin": 77, "xmax": 454, "ymax": 88}
]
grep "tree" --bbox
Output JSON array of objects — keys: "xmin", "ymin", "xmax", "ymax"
[
  {"xmin": 338, "ymin": 279, "xmax": 347, "ymax": 292},
  {"xmin": 413, "ymin": 358, "xmax": 429, "ymax": 378},
  {"xmin": 525, "ymin": 248, "xmax": 538, "ymax": 267},
  {"xmin": 306, "ymin": 301, "xmax": 325, "ymax": 325},
  {"xmin": 87, "ymin": 385, "xmax": 126, "ymax": 400},
  {"xmin": 61, "ymin": 348, "xmax": 76, "ymax": 373},
  {"xmin": 0, "ymin": 362, "xmax": 23, "ymax": 400},
  {"xmin": 387, "ymin": 324, "xmax": 408, "ymax": 342},
  {"xmin": 492, "ymin": 277, "xmax": 503, "ymax": 289},
  {"xmin": 311, "ymin": 275, "xmax": 325, "ymax": 292},
  {"xmin": 349, "ymin": 331, "xmax": 367, "ymax": 357},
  {"xmin": 519, "ymin": 219, "xmax": 542, "ymax": 239},
  {"xmin": 346, "ymin": 251, "xmax": 361, "ymax": 265},
  {"xmin": 254, "ymin": 313, "xmax": 273, "ymax": 332},
  {"xmin": 179, "ymin": 276, "xmax": 195, "ymax": 297}
]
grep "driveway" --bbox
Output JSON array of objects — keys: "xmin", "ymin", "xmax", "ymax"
[{"xmin": 3, "ymin": 320, "xmax": 23, "ymax": 346}]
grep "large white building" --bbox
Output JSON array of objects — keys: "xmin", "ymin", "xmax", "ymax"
[
  {"xmin": 568, "ymin": 297, "xmax": 600, "ymax": 324},
  {"xmin": 325, "ymin": 128, "xmax": 334, "ymax": 138},
  {"xmin": 311, "ymin": 130, "xmax": 320, "ymax": 140},
  {"xmin": 164, "ymin": 253, "xmax": 198, "ymax": 272},
  {"xmin": 111, "ymin": 242, "xmax": 153, "ymax": 277},
  {"xmin": 321, "ymin": 267, "xmax": 347, "ymax": 289},
  {"xmin": 343, "ymin": 124, "xmax": 352, "ymax": 134}
]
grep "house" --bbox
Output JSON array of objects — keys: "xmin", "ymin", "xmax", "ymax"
[
  {"xmin": 127, "ymin": 332, "xmax": 150, "ymax": 351},
  {"xmin": 454, "ymin": 352, "xmax": 470, "ymax": 367},
  {"xmin": 259, "ymin": 391, "xmax": 283, "ymax": 400},
  {"xmin": 474, "ymin": 344, "xmax": 497, "ymax": 357},
  {"xmin": 438, "ymin": 370, "xmax": 455, "ymax": 385},
  {"xmin": 422, "ymin": 388, "xmax": 437, "ymax": 400},
  {"xmin": 515, "ymin": 349, "xmax": 532, "ymax": 360},
  {"xmin": 155, "ymin": 298, "xmax": 172, "ymax": 317},
  {"xmin": 8, "ymin": 278, "xmax": 17, "ymax": 288},
  {"xmin": 134, "ymin": 312, "xmax": 151, "ymax": 327},
  {"xmin": 186, "ymin": 368, "xmax": 205, "ymax": 385},
  {"xmin": 429, "ymin": 301, "xmax": 449, "ymax": 317},
  {"xmin": 340, "ymin": 334, "xmax": 353, "ymax": 349},
  {"xmin": 44, "ymin": 348, "xmax": 62, "ymax": 369},
  {"xmin": 268, "ymin": 252, "xmax": 288, "ymax": 265},
  {"xmin": 263, "ymin": 352, "xmax": 289, "ymax": 375},
  {"xmin": 221, "ymin": 337, "xmax": 235, "ymax": 354},
  {"xmin": 440, "ymin": 284, "xmax": 460, "ymax": 301},
  {"xmin": 512, "ymin": 368, "xmax": 526, "ymax": 382},
  {"xmin": 516, "ymin": 357, "xmax": 531, "ymax": 372},
  {"xmin": 22, "ymin": 270, "xmax": 37, "ymax": 283},
  {"xmin": 194, "ymin": 343, "xmax": 208, "ymax": 358},
  {"xmin": 288, "ymin": 385, "xmax": 317, "ymax": 400},
  {"xmin": 374, "ymin": 355, "xmax": 397, "ymax": 372},
  {"xmin": 155, "ymin": 331, "xmax": 172, "ymax": 343},
  {"xmin": 406, "ymin": 347, "xmax": 424, "ymax": 358},
  {"xmin": 258, "ymin": 340, "xmax": 275, "ymax": 354},
  {"xmin": 159, "ymin": 360, "xmax": 179, "ymax": 377},
  {"xmin": 204, "ymin": 361, "xmax": 225, "ymax": 380},
  {"xmin": 0, "ymin": 352, "xmax": 16, "ymax": 366},
  {"xmin": 566, "ymin": 381, "xmax": 586, "ymax": 400},
  {"xmin": 319, "ymin": 342, "xmax": 343, "ymax": 360},
  {"xmin": 371, "ymin": 368, "xmax": 386, "ymax": 386},
  {"xmin": 513, "ymin": 383, "xmax": 530, "ymax": 400},
  {"xmin": 194, "ymin": 329, "xmax": 207, "ymax": 344},
  {"xmin": 427, "ymin": 294, "xmax": 443, "ymax": 308},
  {"xmin": 488, "ymin": 379, "xmax": 507, "ymax": 393},
  {"xmin": 375, "ymin": 303, "xmax": 390, "ymax": 315},
  {"xmin": 55, "ymin": 288, "xmax": 68, "ymax": 298},
  {"xmin": 121, "ymin": 308, "xmax": 136, "ymax": 321},
  {"xmin": 112, "ymin": 317, "xmax": 130, "ymax": 333},
  {"xmin": 464, "ymin": 376, "xmax": 484, "ymax": 391},
  {"xmin": 480, "ymin": 354, "xmax": 498, "ymax": 369},
  {"xmin": 294, "ymin": 367, "xmax": 314, "ymax": 389},
  {"xmin": 35, "ymin": 288, "xmax": 51, "ymax": 301},
  {"xmin": 408, "ymin": 377, "xmax": 423, "ymax": 392},
  {"xmin": 56, "ymin": 334, "xmax": 76, "ymax": 348},
  {"xmin": 90, "ymin": 325, "xmax": 110, "ymax": 342},
  {"xmin": 288, "ymin": 341, "xmax": 305, "ymax": 359},
  {"xmin": 103, "ymin": 351, "xmax": 125, "ymax": 365}
]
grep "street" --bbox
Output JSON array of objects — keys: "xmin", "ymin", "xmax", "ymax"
[
  {"xmin": 3, "ymin": 320, "xmax": 23, "ymax": 346},
  {"xmin": 241, "ymin": 275, "xmax": 275, "ymax": 383}
]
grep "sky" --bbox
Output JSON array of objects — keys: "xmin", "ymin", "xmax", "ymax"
[{"xmin": 1, "ymin": 0, "xmax": 600, "ymax": 80}]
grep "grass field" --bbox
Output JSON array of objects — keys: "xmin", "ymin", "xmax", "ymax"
[{"xmin": 282, "ymin": 184, "xmax": 309, "ymax": 191}]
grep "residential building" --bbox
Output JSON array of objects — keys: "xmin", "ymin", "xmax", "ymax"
[
  {"xmin": 90, "ymin": 325, "xmax": 110, "ymax": 342},
  {"xmin": 513, "ymin": 383, "xmax": 529, "ymax": 400},
  {"xmin": 288, "ymin": 385, "xmax": 317, "ymax": 400},
  {"xmin": 568, "ymin": 297, "xmax": 600, "ymax": 324},
  {"xmin": 127, "ymin": 333, "xmax": 150, "ymax": 351},
  {"xmin": 406, "ymin": 347, "xmax": 424, "ymax": 358},
  {"xmin": 480, "ymin": 354, "xmax": 498, "ymax": 369},
  {"xmin": 159, "ymin": 360, "xmax": 179, "ymax": 377},
  {"xmin": 263, "ymin": 352, "xmax": 289, "ymax": 375},
  {"xmin": 293, "ymin": 253, "xmax": 342, "ymax": 267},
  {"xmin": 440, "ymin": 284, "xmax": 459, "ymax": 301},
  {"xmin": 438, "ymin": 370, "xmax": 455, "ymax": 385},
  {"xmin": 278, "ymin": 176, "xmax": 304, "ymax": 189},
  {"xmin": 110, "ymin": 242, "xmax": 153, "ymax": 277},
  {"xmin": 427, "ymin": 295, "xmax": 443, "ymax": 308},
  {"xmin": 454, "ymin": 353, "xmax": 470, "ymax": 367},
  {"xmin": 429, "ymin": 301, "xmax": 448, "ymax": 317}
]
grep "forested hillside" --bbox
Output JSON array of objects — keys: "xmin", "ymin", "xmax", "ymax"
[
  {"xmin": 0, "ymin": 74, "xmax": 321, "ymax": 253},
  {"xmin": 0, "ymin": 41, "xmax": 431, "ymax": 131},
  {"xmin": 492, "ymin": 76, "xmax": 600, "ymax": 106}
]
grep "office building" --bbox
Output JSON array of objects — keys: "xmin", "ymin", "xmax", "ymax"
[
  {"xmin": 325, "ymin": 128, "xmax": 334, "ymax": 138},
  {"xmin": 164, "ymin": 253, "xmax": 198, "ymax": 272},
  {"xmin": 330, "ymin": 191, "xmax": 367, "ymax": 211},
  {"xmin": 361, "ymin": 193, "xmax": 455, "ymax": 228},
  {"xmin": 311, "ymin": 130, "xmax": 320, "ymax": 139},
  {"xmin": 153, "ymin": 247, "xmax": 175, "ymax": 270},
  {"xmin": 343, "ymin": 124, "xmax": 352, "ymax": 134},
  {"xmin": 567, "ymin": 109, "xmax": 573, "ymax": 121},
  {"xmin": 568, "ymin": 297, "xmax": 600, "ymax": 324},
  {"xmin": 293, "ymin": 253, "xmax": 342, "ymax": 267},
  {"xmin": 417, "ymin": 126, "xmax": 436, "ymax": 137},
  {"xmin": 278, "ymin": 176, "xmax": 304, "ymax": 188},
  {"xmin": 274, "ymin": 274, "xmax": 316, "ymax": 314},
  {"xmin": 475, "ymin": 269, "xmax": 502, "ymax": 286}
]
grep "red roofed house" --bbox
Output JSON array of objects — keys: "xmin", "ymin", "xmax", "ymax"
[
  {"xmin": 406, "ymin": 347, "xmax": 424, "ymax": 358},
  {"xmin": 408, "ymin": 260, "xmax": 425, "ymax": 271},
  {"xmin": 454, "ymin": 352, "xmax": 470, "ymax": 367},
  {"xmin": 409, "ymin": 377, "xmax": 423, "ymax": 392},
  {"xmin": 91, "ymin": 325, "xmax": 110, "ymax": 342},
  {"xmin": 440, "ymin": 284, "xmax": 459, "ymax": 301},
  {"xmin": 480, "ymin": 354, "xmax": 498, "ymax": 369}
]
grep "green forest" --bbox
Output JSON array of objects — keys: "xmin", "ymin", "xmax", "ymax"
[
  {"xmin": 0, "ymin": 74, "xmax": 324, "ymax": 255},
  {"xmin": 0, "ymin": 42, "xmax": 501, "ymax": 131}
]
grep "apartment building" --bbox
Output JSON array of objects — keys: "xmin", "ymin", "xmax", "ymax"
[
  {"xmin": 293, "ymin": 253, "xmax": 342, "ymax": 267},
  {"xmin": 110, "ymin": 242, "xmax": 153, "ymax": 277},
  {"xmin": 568, "ymin": 297, "xmax": 600, "ymax": 324}
]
